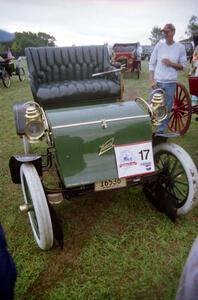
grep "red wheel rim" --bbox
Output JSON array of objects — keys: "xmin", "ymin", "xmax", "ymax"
[{"xmin": 168, "ymin": 82, "xmax": 191, "ymax": 135}]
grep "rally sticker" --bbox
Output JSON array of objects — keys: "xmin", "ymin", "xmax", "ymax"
[{"xmin": 114, "ymin": 141, "xmax": 155, "ymax": 178}]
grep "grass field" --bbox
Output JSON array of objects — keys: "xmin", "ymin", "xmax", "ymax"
[{"xmin": 0, "ymin": 60, "xmax": 198, "ymax": 300}]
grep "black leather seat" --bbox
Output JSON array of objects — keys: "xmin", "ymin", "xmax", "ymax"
[{"xmin": 25, "ymin": 45, "xmax": 121, "ymax": 109}]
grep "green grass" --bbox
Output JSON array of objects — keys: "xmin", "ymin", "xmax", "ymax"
[{"xmin": 0, "ymin": 60, "xmax": 198, "ymax": 300}]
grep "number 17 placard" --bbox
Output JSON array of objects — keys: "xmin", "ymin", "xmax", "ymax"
[{"xmin": 114, "ymin": 141, "xmax": 155, "ymax": 178}]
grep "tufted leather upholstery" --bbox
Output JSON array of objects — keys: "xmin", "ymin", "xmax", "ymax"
[{"xmin": 25, "ymin": 45, "xmax": 121, "ymax": 109}]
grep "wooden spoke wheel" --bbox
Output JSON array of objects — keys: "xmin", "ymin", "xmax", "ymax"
[{"xmin": 168, "ymin": 83, "xmax": 191, "ymax": 135}]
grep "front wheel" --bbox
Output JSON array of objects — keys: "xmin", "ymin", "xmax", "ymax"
[
  {"xmin": 20, "ymin": 163, "xmax": 54, "ymax": 250},
  {"xmin": 154, "ymin": 143, "xmax": 198, "ymax": 215},
  {"xmin": 2, "ymin": 70, "xmax": 11, "ymax": 87}
]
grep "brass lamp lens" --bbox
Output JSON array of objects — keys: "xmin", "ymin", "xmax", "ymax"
[
  {"xmin": 25, "ymin": 120, "xmax": 44, "ymax": 140},
  {"xmin": 155, "ymin": 106, "xmax": 166, "ymax": 119}
]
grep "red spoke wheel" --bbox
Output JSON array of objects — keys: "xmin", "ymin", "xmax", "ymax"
[{"xmin": 168, "ymin": 83, "xmax": 191, "ymax": 135}]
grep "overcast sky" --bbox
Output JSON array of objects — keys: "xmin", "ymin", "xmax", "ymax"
[{"xmin": 1, "ymin": 0, "xmax": 197, "ymax": 46}]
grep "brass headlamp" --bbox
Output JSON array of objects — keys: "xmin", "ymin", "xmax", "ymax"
[
  {"xmin": 135, "ymin": 89, "xmax": 167, "ymax": 128},
  {"xmin": 150, "ymin": 92, "xmax": 167, "ymax": 126},
  {"xmin": 24, "ymin": 102, "xmax": 47, "ymax": 143}
]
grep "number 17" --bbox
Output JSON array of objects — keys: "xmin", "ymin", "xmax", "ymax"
[{"xmin": 138, "ymin": 149, "xmax": 150, "ymax": 160}]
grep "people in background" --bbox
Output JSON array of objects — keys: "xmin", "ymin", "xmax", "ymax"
[
  {"xmin": 136, "ymin": 43, "xmax": 143, "ymax": 61},
  {"xmin": 149, "ymin": 23, "xmax": 187, "ymax": 134},
  {"xmin": 0, "ymin": 30, "xmax": 17, "ymax": 300},
  {"xmin": 190, "ymin": 46, "xmax": 198, "ymax": 106},
  {"xmin": 190, "ymin": 45, "xmax": 198, "ymax": 75},
  {"xmin": 0, "ymin": 30, "xmax": 15, "ymax": 63},
  {"xmin": 0, "ymin": 224, "xmax": 17, "ymax": 300}
]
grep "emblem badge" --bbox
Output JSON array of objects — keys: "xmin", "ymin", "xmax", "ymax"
[{"xmin": 99, "ymin": 137, "xmax": 114, "ymax": 156}]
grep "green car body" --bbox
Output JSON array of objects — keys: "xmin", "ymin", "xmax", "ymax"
[{"xmin": 46, "ymin": 101, "xmax": 152, "ymax": 188}]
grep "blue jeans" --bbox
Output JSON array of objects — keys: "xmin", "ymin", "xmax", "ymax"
[
  {"xmin": 192, "ymin": 95, "xmax": 198, "ymax": 106},
  {"xmin": 156, "ymin": 82, "xmax": 176, "ymax": 133}
]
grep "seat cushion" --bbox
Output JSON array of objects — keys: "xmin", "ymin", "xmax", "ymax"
[{"xmin": 36, "ymin": 79, "xmax": 121, "ymax": 108}]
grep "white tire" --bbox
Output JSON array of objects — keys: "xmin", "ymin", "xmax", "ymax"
[
  {"xmin": 154, "ymin": 143, "xmax": 198, "ymax": 215},
  {"xmin": 22, "ymin": 135, "xmax": 32, "ymax": 154},
  {"xmin": 20, "ymin": 163, "xmax": 54, "ymax": 250}
]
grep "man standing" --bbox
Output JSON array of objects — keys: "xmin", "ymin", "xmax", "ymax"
[{"xmin": 149, "ymin": 24, "xmax": 187, "ymax": 133}]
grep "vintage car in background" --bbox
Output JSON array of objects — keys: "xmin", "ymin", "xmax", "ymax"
[
  {"xmin": 0, "ymin": 50, "xmax": 25, "ymax": 87},
  {"xmin": 9, "ymin": 45, "xmax": 198, "ymax": 251},
  {"xmin": 180, "ymin": 40, "xmax": 194, "ymax": 61},
  {"xmin": 111, "ymin": 43, "xmax": 141, "ymax": 78},
  {"xmin": 141, "ymin": 45, "xmax": 154, "ymax": 61}
]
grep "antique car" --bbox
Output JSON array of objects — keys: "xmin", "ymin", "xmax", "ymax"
[
  {"xmin": 9, "ymin": 45, "xmax": 198, "ymax": 251},
  {"xmin": 141, "ymin": 45, "xmax": 154, "ymax": 61},
  {"xmin": 180, "ymin": 41, "xmax": 194, "ymax": 61},
  {"xmin": 0, "ymin": 50, "xmax": 25, "ymax": 87},
  {"xmin": 111, "ymin": 43, "xmax": 141, "ymax": 78}
]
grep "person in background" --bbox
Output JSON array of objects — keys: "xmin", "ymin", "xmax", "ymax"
[
  {"xmin": 0, "ymin": 224, "xmax": 17, "ymax": 300},
  {"xmin": 136, "ymin": 42, "xmax": 143, "ymax": 61},
  {"xmin": 176, "ymin": 236, "xmax": 198, "ymax": 300},
  {"xmin": 149, "ymin": 23, "xmax": 187, "ymax": 134},
  {"xmin": 190, "ymin": 45, "xmax": 198, "ymax": 75},
  {"xmin": 0, "ymin": 30, "xmax": 17, "ymax": 300},
  {"xmin": 0, "ymin": 30, "xmax": 15, "ymax": 64},
  {"xmin": 190, "ymin": 45, "xmax": 198, "ymax": 106}
]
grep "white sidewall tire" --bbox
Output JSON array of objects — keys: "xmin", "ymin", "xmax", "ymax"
[
  {"xmin": 20, "ymin": 163, "xmax": 54, "ymax": 250},
  {"xmin": 22, "ymin": 135, "xmax": 32, "ymax": 154},
  {"xmin": 153, "ymin": 143, "xmax": 198, "ymax": 215}
]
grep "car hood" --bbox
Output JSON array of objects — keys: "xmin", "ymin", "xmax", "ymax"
[{"xmin": 46, "ymin": 101, "xmax": 152, "ymax": 188}]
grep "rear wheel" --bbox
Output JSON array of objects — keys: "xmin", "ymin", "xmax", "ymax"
[
  {"xmin": 154, "ymin": 143, "xmax": 198, "ymax": 215},
  {"xmin": 2, "ymin": 70, "xmax": 10, "ymax": 87},
  {"xmin": 168, "ymin": 83, "xmax": 191, "ymax": 135},
  {"xmin": 20, "ymin": 163, "xmax": 54, "ymax": 250}
]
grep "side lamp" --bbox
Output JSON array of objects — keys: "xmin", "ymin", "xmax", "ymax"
[{"xmin": 24, "ymin": 102, "xmax": 45, "ymax": 143}]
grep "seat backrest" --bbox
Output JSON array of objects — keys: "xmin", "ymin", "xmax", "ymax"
[{"xmin": 25, "ymin": 45, "xmax": 111, "ymax": 85}]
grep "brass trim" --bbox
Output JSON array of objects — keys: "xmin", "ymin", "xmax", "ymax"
[{"xmin": 51, "ymin": 115, "xmax": 149, "ymax": 130}]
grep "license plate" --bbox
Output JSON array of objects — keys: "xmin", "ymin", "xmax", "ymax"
[{"xmin": 95, "ymin": 178, "xmax": 126, "ymax": 191}]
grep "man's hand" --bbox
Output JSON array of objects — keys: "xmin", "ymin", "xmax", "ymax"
[
  {"xmin": 162, "ymin": 58, "xmax": 172, "ymax": 66},
  {"xmin": 151, "ymin": 80, "xmax": 158, "ymax": 89},
  {"xmin": 162, "ymin": 58, "xmax": 183, "ymax": 70}
]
